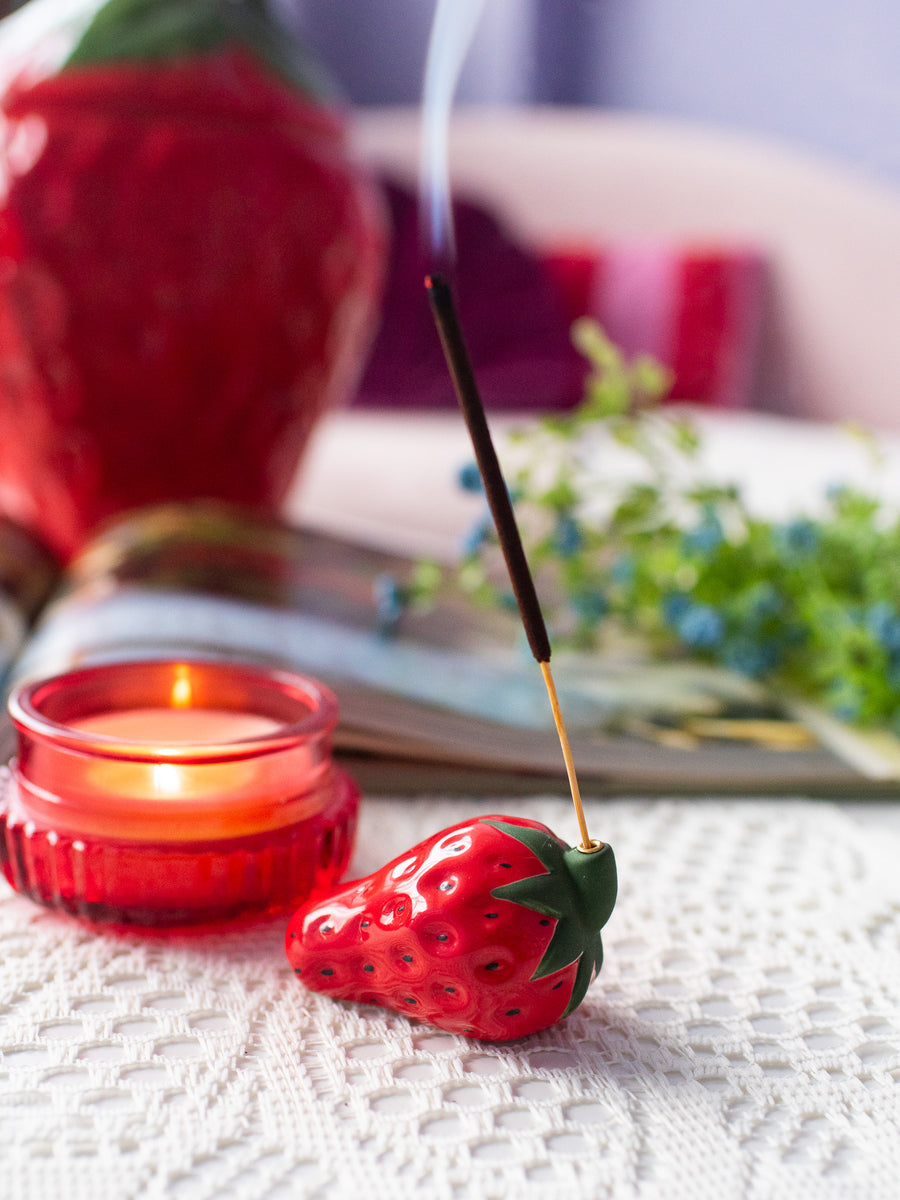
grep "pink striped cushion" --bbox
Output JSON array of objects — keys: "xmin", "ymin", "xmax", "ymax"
[
  {"xmin": 355, "ymin": 181, "xmax": 767, "ymax": 410},
  {"xmin": 543, "ymin": 242, "xmax": 767, "ymax": 408}
]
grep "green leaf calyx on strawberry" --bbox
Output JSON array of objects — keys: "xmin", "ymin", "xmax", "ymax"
[
  {"xmin": 485, "ymin": 818, "xmax": 617, "ymax": 1017},
  {"xmin": 63, "ymin": 0, "xmax": 330, "ymax": 96}
]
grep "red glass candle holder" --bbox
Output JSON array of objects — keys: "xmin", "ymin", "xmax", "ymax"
[{"xmin": 0, "ymin": 659, "xmax": 358, "ymax": 926}]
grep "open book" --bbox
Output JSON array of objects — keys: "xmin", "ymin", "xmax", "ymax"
[{"xmin": 0, "ymin": 501, "xmax": 897, "ymax": 796}]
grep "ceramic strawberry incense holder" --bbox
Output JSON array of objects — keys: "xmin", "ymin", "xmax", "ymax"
[{"xmin": 285, "ymin": 275, "xmax": 617, "ymax": 1042}]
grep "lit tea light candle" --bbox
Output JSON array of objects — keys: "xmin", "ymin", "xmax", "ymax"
[
  {"xmin": 74, "ymin": 708, "xmax": 280, "ymax": 743},
  {"xmin": 0, "ymin": 659, "xmax": 358, "ymax": 925},
  {"xmin": 70, "ymin": 702, "xmax": 283, "ymax": 811}
]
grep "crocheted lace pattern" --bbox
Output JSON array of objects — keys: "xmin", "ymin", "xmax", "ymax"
[{"xmin": 1, "ymin": 795, "xmax": 899, "ymax": 1199}]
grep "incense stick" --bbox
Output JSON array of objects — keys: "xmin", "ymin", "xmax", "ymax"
[
  {"xmin": 425, "ymin": 273, "xmax": 598, "ymax": 852},
  {"xmin": 425, "ymin": 274, "xmax": 550, "ymax": 663}
]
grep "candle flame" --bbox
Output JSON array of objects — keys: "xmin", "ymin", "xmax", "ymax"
[
  {"xmin": 420, "ymin": 0, "xmax": 486, "ymax": 263},
  {"xmin": 171, "ymin": 665, "xmax": 193, "ymax": 709},
  {"xmin": 153, "ymin": 762, "xmax": 184, "ymax": 796}
]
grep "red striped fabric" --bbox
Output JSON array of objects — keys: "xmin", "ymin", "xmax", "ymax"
[{"xmin": 542, "ymin": 243, "xmax": 766, "ymax": 407}]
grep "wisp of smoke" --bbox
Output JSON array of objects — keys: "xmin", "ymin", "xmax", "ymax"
[{"xmin": 420, "ymin": 0, "xmax": 486, "ymax": 264}]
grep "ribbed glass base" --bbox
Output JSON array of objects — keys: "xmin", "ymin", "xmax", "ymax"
[{"xmin": 0, "ymin": 766, "xmax": 358, "ymax": 927}]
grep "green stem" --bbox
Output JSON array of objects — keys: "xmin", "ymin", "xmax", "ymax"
[{"xmin": 63, "ymin": 0, "xmax": 330, "ymax": 96}]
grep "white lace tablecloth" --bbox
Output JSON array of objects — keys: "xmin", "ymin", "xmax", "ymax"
[{"xmin": 2, "ymin": 793, "xmax": 900, "ymax": 1200}]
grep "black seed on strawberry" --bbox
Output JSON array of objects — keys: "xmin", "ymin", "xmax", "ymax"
[
  {"xmin": 438, "ymin": 880, "xmax": 454, "ymax": 892},
  {"xmin": 552, "ymin": 981, "xmax": 563, "ymax": 990},
  {"xmin": 293, "ymin": 968, "xmax": 302, "ymax": 975},
  {"xmin": 485, "ymin": 913, "xmax": 498, "ymax": 919},
  {"xmin": 485, "ymin": 962, "xmax": 500, "ymax": 971},
  {"xmin": 540, "ymin": 919, "xmax": 551, "ymax": 926},
  {"xmin": 321, "ymin": 968, "xmax": 334, "ymax": 976},
  {"xmin": 380, "ymin": 894, "xmax": 413, "ymax": 927},
  {"xmin": 364, "ymin": 964, "xmax": 374, "ymax": 972},
  {"xmin": 505, "ymin": 1008, "xmax": 520, "ymax": 1016},
  {"xmin": 445, "ymin": 986, "xmax": 456, "ymax": 994},
  {"xmin": 500, "ymin": 863, "xmax": 512, "ymax": 868},
  {"xmin": 361, "ymin": 920, "xmax": 370, "ymax": 928},
  {"xmin": 436, "ymin": 933, "xmax": 449, "ymax": 942},
  {"xmin": 402, "ymin": 954, "xmax": 413, "ymax": 963},
  {"xmin": 404, "ymin": 997, "xmax": 417, "ymax": 1005}
]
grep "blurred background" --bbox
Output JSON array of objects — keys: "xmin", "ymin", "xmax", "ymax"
[
  {"xmin": 289, "ymin": 0, "xmax": 900, "ymax": 191},
  {"xmin": 2, "ymin": 0, "xmax": 899, "ymax": 429},
  {"xmin": 4, "ymin": 0, "xmax": 898, "ymax": 189}
]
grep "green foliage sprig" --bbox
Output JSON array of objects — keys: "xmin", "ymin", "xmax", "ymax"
[{"xmin": 392, "ymin": 320, "xmax": 900, "ymax": 729}]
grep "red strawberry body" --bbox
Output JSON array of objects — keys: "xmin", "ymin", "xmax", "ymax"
[
  {"xmin": 286, "ymin": 815, "xmax": 617, "ymax": 1041},
  {"xmin": 0, "ymin": 6, "xmax": 385, "ymax": 557}
]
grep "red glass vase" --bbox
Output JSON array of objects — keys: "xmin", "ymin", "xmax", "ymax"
[{"xmin": 0, "ymin": 29, "xmax": 385, "ymax": 558}]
